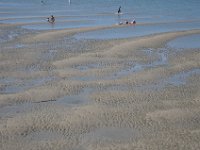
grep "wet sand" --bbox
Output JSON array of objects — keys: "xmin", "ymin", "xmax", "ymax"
[{"xmin": 0, "ymin": 23, "xmax": 200, "ymax": 150}]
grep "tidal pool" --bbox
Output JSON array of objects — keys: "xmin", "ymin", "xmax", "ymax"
[{"xmin": 83, "ymin": 127, "xmax": 140, "ymax": 143}]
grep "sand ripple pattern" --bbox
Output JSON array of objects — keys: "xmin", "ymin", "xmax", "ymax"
[{"xmin": 0, "ymin": 26, "xmax": 200, "ymax": 150}]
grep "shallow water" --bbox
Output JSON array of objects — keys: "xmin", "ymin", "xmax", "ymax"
[
  {"xmin": 26, "ymin": 130, "xmax": 65, "ymax": 141},
  {"xmin": 107, "ymin": 68, "xmax": 200, "ymax": 93},
  {"xmin": 55, "ymin": 93, "xmax": 88, "ymax": 106},
  {"xmin": 54, "ymin": 88, "xmax": 92, "ymax": 106},
  {"xmin": 0, "ymin": 76, "xmax": 55, "ymax": 94},
  {"xmin": 109, "ymin": 48, "xmax": 168, "ymax": 79},
  {"xmin": 75, "ymin": 21, "xmax": 200, "ymax": 40},
  {"xmin": 167, "ymin": 34, "xmax": 200, "ymax": 49},
  {"xmin": 83, "ymin": 127, "xmax": 139, "ymax": 143},
  {"xmin": 1, "ymin": 0, "xmax": 200, "ymax": 31},
  {"xmin": 0, "ymin": 27, "xmax": 33, "ymax": 43},
  {"xmin": 166, "ymin": 69, "xmax": 200, "ymax": 86},
  {"xmin": 0, "ymin": 102, "xmax": 36, "ymax": 118}
]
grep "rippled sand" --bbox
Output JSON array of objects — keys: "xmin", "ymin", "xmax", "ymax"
[{"xmin": 0, "ymin": 23, "xmax": 200, "ymax": 150}]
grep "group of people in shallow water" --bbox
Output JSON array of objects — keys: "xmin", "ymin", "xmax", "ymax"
[
  {"xmin": 118, "ymin": 18, "xmax": 136, "ymax": 25},
  {"xmin": 117, "ymin": 6, "xmax": 136, "ymax": 25},
  {"xmin": 46, "ymin": 6, "xmax": 136, "ymax": 25}
]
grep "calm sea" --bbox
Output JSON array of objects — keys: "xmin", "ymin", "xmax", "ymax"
[
  {"xmin": 0, "ymin": 0, "xmax": 200, "ymax": 38},
  {"xmin": 1, "ymin": 0, "xmax": 200, "ymax": 27}
]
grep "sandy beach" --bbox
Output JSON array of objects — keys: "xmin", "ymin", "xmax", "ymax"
[{"xmin": 0, "ymin": 19, "xmax": 200, "ymax": 150}]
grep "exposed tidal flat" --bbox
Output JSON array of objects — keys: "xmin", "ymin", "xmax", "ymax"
[{"xmin": 1, "ymin": 21, "xmax": 200, "ymax": 150}]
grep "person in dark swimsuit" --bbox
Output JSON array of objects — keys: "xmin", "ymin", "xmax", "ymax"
[
  {"xmin": 50, "ymin": 15, "xmax": 55, "ymax": 23},
  {"xmin": 41, "ymin": 1, "xmax": 46, "ymax": 5},
  {"xmin": 47, "ymin": 15, "xmax": 55, "ymax": 23},
  {"xmin": 118, "ymin": 6, "xmax": 121, "ymax": 14}
]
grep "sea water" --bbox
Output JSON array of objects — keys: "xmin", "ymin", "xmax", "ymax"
[
  {"xmin": 0, "ymin": 0, "xmax": 200, "ymax": 36},
  {"xmin": 1, "ymin": 0, "xmax": 200, "ymax": 27}
]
